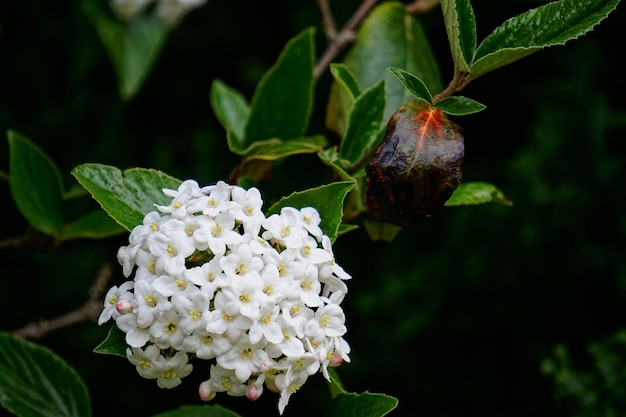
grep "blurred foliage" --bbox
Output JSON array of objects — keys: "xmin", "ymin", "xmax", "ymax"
[{"xmin": 1, "ymin": 1, "xmax": 626, "ymax": 416}]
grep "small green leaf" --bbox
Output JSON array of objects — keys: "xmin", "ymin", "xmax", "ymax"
[
  {"xmin": 60, "ymin": 210, "xmax": 127, "ymax": 240},
  {"xmin": 325, "ymin": 64, "xmax": 362, "ymax": 137},
  {"xmin": 318, "ymin": 147, "xmax": 353, "ymax": 182},
  {"xmin": 445, "ymin": 181, "xmax": 513, "ymax": 206},
  {"xmin": 330, "ymin": 392, "xmax": 398, "ymax": 417},
  {"xmin": 82, "ymin": 0, "xmax": 168, "ymax": 100},
  {"xmin": 469, "ymin": 0, "xmax": 621, "ymax": 81},
  {"xmin": 435, "ymin": 96, "xmax": 486, "ymax": 115},
  {"xmin": 8, "ymin": 130, "xmax": 64, "ymax": 236},
  {"xmin": 0, "ymin": 331, "xmax": 91, "ymax": 417},
  {"xmin": 387, "ymin": 67, "xmax": 433, "ymax": 103},
  {"xmin": 339, "ymin": 80, "xmax": 386, "ymax": 165},
  {"xmin": 332, "ymin": 1, "xmax": 442, "ymax": 123},
  {"xmin": 241, "ymin": 135, "xmax": 327, "ymax": 160},
  {"xmin": 267, "ymin": 181, "xmax": 355, "ymax": 243},
  {"xmin": 244, "ymin": 28, "xmax": 315, "ymax": 144},
  {"xmin": 71, "ymin": 163, "xmax": 182, "ymax": 231},
  {"xmin": 152, "ymin": 404, "xmax": 243, "ymax": 417},
  {"xmin": 362, "ymin": 217, "xmax": 403, "ymax": 242},
  {"xmin": 210, "ymin": 79, "xmax": 250, "ymax": 154},
  {"xmin": 330, "ymin": 63, "xmax": 362, "ymax": 99},
  {"xmin": 441, "ymin": 0, "xmax": 477, "ymax": 73},
  {"xmin": 94, "ymin": 325, "xmax": 127, "ymax": 357},
  {"xmin": 337, "ymin": 222, "xmax": 359, "ymax": 237},
  {"xmin": 327, "ymin": 368, "xmax": 347, "ymax": 399}
]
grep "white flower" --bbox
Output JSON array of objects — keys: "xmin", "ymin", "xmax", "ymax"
[
  {"xmin": 184, "ymin": 256, "xmax": 230, "ymax": 296},
  {"xmin": 262, "ymin": 211, "xmax": 308, "ymax": 249},
  {"xmin": 98, "ymin": 280, "xmax": 134, "ymax": 325},
  {"xmin": 150, "ymin": 309, "xmax": 186, "ymax": 350},
  {"xmin": 172, "ymin": 289, "xmax": 210, "ymax": 334},
  {"xmin": 193, "ymin": 211, "xmax": 242, "ymax": 256},
  {"xmin": 104, "ymin": 180, "xmax": 351, "ymax": 413},
  {"xmin": 126, "ymin": 345, "xmax": 162, "ymax": 379},
  {"xmin": 248, "ymin": 304, "xmax": 283, "ymax": 344},
  {"xmin": 275, "ymin": 369, "xmax": 309, "ymax": 414},
  {"xmin": 189, "ymin": 180, "xmax": 232, "ymax": 217},
  {"xmin": 156, "ymin": 179, "xmax": 202, "ymax": 219},
  {"xmin": 183, "ymin": 329, "xmax": 232, "ymax": 360},
  {"xmin": 152, "ymin": 351, "xmax": 193, "ymax": 389},
  {"xmin": 217, "ymin": 339, "xmax": 271, "ymax": 383},
  {"xmin": 208, "ymin": 364, "xmax": 246, "ymax": 396}
]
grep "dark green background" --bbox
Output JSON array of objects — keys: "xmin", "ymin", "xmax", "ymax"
[{"xmin": 2, "ymin": 1, "xmax": 626, "ymax": 416}]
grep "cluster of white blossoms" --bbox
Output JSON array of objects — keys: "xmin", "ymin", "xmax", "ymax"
[
  {"xmin": 98, "ymin": 180, "xmax": 351, "ymax": 414},
  {"xmin": 110, "ymin": 0, "xmax": 208, "ymax": 27}
]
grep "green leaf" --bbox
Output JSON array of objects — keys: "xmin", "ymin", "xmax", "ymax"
[
  {"xmin": 445, "ymin": 181, "xmax": 513, "ymax": 206},
  {"xmin": 362, "ymin": 217, "xmax": 403, "ymax": 242},
  {"xmin": 82, "ymin": 0, "xmax": 168, "ymax": 100},
  {"xmin": 441, "ymin": 0, "xmax": 477, "ymax": 73},
  {"xmin": 330, "ymin": 63, "xmax": 362, "ymax": 99},
  {"xmin": 244, "ymin": 28, "xmax": 315, "ymax": 144},
  {"xmin": 60, "ymin": 210, "xmax": 127, "ymax": 240},
  {"xmin": 267, "ymin": 181, "xmax": 355, "ymax": 243},
  {"xmin": 330, "ymin": 392, "xmax": 398, "ymax": 417},
  {"xmin": 469, "ymin": 0, "xmax": 621, "ymax": 81},
  {"xmin": 94, "ymin": 325, "xmax": 127, "ymax": 358},
  {"xmin": 339, "ymin": 80, "xmax": 386, "ymax": 165},
  {"xmin": 325, "ymin": 64, "xmax": 362, "ymax": 137},
  {"xmin": 387, "ymin": 67, "xmax": 433, "ymax": 103},
  {"xmin": 435, "ymin": 96, "xmax": 486, "ymax": 115},
  {"xmin": 331, "ymin": 1, "xmax": 442, "ymax": 124},
  {"xmin": 71, "ymin": 164, "xmax": 182, "ymax": 231},
  {"xmin": 152, "ymin": 404, "xmax": 243, "ymax": 417},
  {"xmin": 0, "ymin": 331, "xmax": 91, "ymax": 417},
  {"xmin": 8, "ymin": 130, "xmax": 64, "ymax": 236},
  {"xmin": 327, "ymin": 367, "xmax": 347, "ymax": 399},
  {"xmin": 241, "ymin": 135, "xmax": 327, "ymax": 160},
  {"xmin": 210, "ymin": 79, "xmax": 250, "ymax": 154},
  {"xmin": 318, "ymin": 147, "xmax": 353, "ymax": 182}
]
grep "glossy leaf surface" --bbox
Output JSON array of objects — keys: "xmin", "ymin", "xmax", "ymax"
[
  {"xmin": 8, "ymin": 130, "xmax": 64, "ymax": 236},
  {"xmin": 0, "ymin": 332, "xmax": 91, "ymax": 417},
  {"xmin": 365, "ymin": 101, "xmax": 464, "ymax": 228},
  {"xmin": 72, "ymin": 164, "xmax": 182, "ymax": 231},
  {"xmin": 244, "ymin": 28, "xmax": 315, "ymax": 144},
  {"xmin": 470, "ymin": 0, "xmax": 621, "ymax": 81}
]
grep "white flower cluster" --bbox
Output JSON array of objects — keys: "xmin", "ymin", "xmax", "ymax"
[
  {"xmin": 110, "ymin": 0, "xmax": 208, "ymax": 27},
  {"xmin": 98, "ymin": 180, "xmax": 351, "ymax": 414}
]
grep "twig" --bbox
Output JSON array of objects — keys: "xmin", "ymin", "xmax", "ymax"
[
  {"xmin": 405, "ymin": 0, "xmax": 441, "ymax": 15},
  {"xmin": 313, "ymin": 0, "xmax": 379, "ymax": 79},
  {"xmin": 0, "ymin": 233, "xmax": 33, "ymax": 250},
  {"xmin": 317, "ymin": 0, "xmax": 338, "ymax": 40},
  {"xmin": 12, "ymin": 263, "xmax": 113, "ymax": 339}
]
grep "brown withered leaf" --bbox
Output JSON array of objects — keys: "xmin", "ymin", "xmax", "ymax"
[{"xmin": 365, "ymin": 100, "xmax": 464, "ymax": 228}]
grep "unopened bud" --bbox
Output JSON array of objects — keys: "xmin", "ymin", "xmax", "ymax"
[
  {"xmin": 329, "ymin": 352, "xmax": 343, "ymax": 367},
  {"xmin": 115, "ymin": 300, "xmax": 133, "ymax": 314},
  {"xmin": 199, "ymin": 380, "xmax": 215, "ymax": 402},
  {"xmin": 246, "ymin": 378, "xmax": 263, "ymax": 401}
]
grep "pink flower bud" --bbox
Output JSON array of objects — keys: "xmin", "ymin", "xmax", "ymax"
[
  {"xmin": 115, "ymin": 300, "xmax": 133, "ymax": 314},
  {"xmin": 199, "ymin": 380, "xmax": 215, "ymax": 401},
  {"xmin": 329, "ymin": 352, "xmax": 343, "ymax": 368},
  {"xmin": 246, "ymin": 379, "xmax": 263, "ymax": 401}
]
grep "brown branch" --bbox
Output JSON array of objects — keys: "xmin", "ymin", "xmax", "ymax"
[
  {"xmin": 405, "ymin": 0, "xmax": 441, "ymax": 15},
  {"xmin": 0, "ymin": 233, "xmax": 33, "ymax": 250},
  {"xmin": 317, "ymin": 0, "xmax": 338, "ymax": 40},
  {"xmin": 12, "ymin": 263, "xmax": 113, "ymax": 339},
  {"xmin": 313, "ymin": 0, "xmax": 379, "ymax": 79}
]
